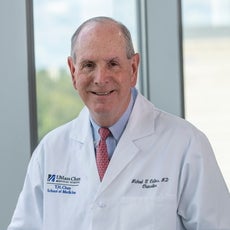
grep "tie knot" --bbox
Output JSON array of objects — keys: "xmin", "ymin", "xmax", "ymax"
[{"xmin": 99, "ymin": 127, "xmax": 110, "ymax": 140}]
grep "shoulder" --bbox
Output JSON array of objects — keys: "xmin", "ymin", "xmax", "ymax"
[
  {"xmin": 35, "ymin": 106, "xmax": 90, "ymax": 150},
  {"xmin": 135, "ymin": 92, "xmax": 207, "ymax": 141}
]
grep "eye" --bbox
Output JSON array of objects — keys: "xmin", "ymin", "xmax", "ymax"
[
  {"xmin": 81, "ymin": 61, "xmax": 95, "ymax": 70},
  {"xmin": 108, "ymin": 59, "xmax": 119, "ymax": 68}
]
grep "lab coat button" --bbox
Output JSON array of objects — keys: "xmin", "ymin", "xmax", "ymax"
[{"xmin": 98, "ymin": 202, "xmax": 106, "ymax": 208}]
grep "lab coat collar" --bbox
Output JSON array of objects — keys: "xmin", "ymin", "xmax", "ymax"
[
  {"xmin": 125, "ymin": 92, "xmax": 156, "ymax": 140},
  {"xmin": 69, "ymin": 106, "xmax": 91, "ymax": 143},
  {"xmin": 69, "ymin": 92, "xmax": 156, "ymax": 144}
]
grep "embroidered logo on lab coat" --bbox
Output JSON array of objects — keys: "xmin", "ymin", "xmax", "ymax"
[
  {"xmin": 46, "ymin": 174, "xmax": 81, "ymax": 195},
  {"xmin": 131, "ymin": 177, "xmax": 169, "ymax": 189}
]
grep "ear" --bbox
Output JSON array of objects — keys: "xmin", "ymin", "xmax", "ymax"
[
  {"xmin": 130, "ymin": 53, "xmax": 140, "ymax": 87},
  {"xmin": 67, "ymin": 56, "xmax": 77, "ymax": 89}
]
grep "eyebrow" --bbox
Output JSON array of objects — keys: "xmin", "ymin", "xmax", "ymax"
[{"xmin": 104, "ymin": 57, "xmax": 120, "ymax": 62}]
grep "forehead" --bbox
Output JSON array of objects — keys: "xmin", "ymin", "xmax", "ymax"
[{"xmin": 74, "ymin": 22, "xmax": 127, "ymax": 59}]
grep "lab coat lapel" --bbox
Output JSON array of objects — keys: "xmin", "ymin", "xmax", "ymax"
[
  {"xmin": 99, "ymin": 134, "xmax": 140, "ymax": 192},
  {"xmin": 70, "ymin": 107, "xmax": 100, "ymax": 186},
  {"xmin": 98, "ymin": 93, "xmax": 156, "ymax": 193},
  {"xmin": 80, "ymin": 129, "xmax": 100, "ymax": 188}
]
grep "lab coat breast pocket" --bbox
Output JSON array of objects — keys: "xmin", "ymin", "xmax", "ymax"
[{"xmin": 119, "ymin": 195, "xmax": 177, "ymax": 230}]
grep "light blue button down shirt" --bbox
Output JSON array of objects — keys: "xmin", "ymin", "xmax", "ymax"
[{"xmin": 90, "ymin": 88, "xmax": 137, "ymax": 159}]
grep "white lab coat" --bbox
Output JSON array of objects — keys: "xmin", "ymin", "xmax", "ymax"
[{"xmin": 8, "ymin": 93, "xmax": 230, "ymax": 230}]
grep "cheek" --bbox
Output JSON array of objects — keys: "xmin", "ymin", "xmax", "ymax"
[
  {"xmin": 75, "ymin": 74, "xmax": 91, "ymax": 91},
  {"xmin": 122, "ymin": 74, "xmax": 137, "ymax": 89},
  {"xmin": 121, "ymin": 66, "xmax": 137, "ymax": 87}
]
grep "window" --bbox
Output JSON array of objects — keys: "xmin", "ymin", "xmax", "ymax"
[
  {"xmin": 33, "ymin": 0, "xmax": 138, "ymax": 140},
  {"xmin": 182, "ymin": 0, "xmax": 230, "ymax": 188}
]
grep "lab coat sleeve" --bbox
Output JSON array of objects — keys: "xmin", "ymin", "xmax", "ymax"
[
  {"xmin": 177, "ymin": 130, "xmax": 230, "ymax": 230},
  {"xmin": 7, "ymin": 146, "xmax": 44, "ymax": 230}
]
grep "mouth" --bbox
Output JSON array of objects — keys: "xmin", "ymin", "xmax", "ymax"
[{"xmin": 91, "ymin": 90, "xmax": 115, "ymax": 96}]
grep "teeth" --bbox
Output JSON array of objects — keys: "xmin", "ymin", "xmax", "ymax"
[{"xmin": 95, "ymin": 91, "xmax": 111, "ymax": 95}]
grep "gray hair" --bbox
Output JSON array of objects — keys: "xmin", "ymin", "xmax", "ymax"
[{"xmin": 70, "ymin": 16, "xmax": 135, "ymax": 62}]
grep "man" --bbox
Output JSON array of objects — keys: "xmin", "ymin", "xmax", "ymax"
[{"xmin": 8, "ymin": 16, "xmax": 230, "ymax": 230}]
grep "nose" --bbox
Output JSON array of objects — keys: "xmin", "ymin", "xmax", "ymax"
[{"xmin": 94, "ymin": 66, "xmax": 109, "ymax": 85}]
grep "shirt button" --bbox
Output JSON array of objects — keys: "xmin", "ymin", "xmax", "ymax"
[{"xmin": 98, "ymin": 201, "xmax": 106, "ymax": 208}]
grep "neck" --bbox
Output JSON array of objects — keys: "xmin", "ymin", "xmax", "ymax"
[{"xmin": 91, "ymin": 113, "xmax": 120, "ymax": 127}]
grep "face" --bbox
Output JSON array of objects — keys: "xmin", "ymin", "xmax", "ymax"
[{"xmin": 68, "ymin": 22, "xmax": 139, "ymax": 126}]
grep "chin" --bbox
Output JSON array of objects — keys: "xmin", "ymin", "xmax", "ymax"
[{"xmin": 93, "ymin": 108, "xmax": 112, "ymax": 116}]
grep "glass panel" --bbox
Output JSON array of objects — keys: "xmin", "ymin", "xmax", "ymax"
[
  {"xmin": 33, "ymin": 0, "xmax": 138, "ymax": 140},
  {"xmin": 182, "ymin": 0, "xmax": 230, "ymax": 188}
]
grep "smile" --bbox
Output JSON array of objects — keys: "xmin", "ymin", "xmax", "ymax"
[{"xmin": 92, "ymin": 90, "xmax": 115, "ymax": 96}]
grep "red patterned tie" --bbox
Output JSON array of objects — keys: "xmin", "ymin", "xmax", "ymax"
[{"xmin": 96, "ymin": 127, "xmax": 110, "ymax": 181}]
